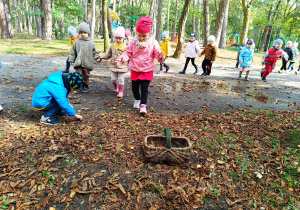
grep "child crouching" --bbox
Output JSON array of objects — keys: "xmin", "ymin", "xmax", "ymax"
[{"xmin": 100, "ymin": 27, "xmax": 128, "ymax": 98}]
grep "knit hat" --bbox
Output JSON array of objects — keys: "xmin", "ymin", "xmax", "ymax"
[
  {"xmin": 273, "ymin": 39, "xmax": 283, "ymax": 46},
  {"xmin": 207, "ymin": 35, "xmax": 216, "ymax": 42},
  {"xmin": 114, "ymin": 27, "xmax": 125, "ymax": 39},
  {"xmin": 68, "ymin": 72, "xmax": 84, "ymax": 89},
  {"xmin": 78, "ymin": 22, "xmax": 91, "ymax": 36},
  {"xmin": 136, "ymin": 17, "xmax": 153, "ymax": 34},
  {"xmin": 190, "ymin": 32, "xmax": 196, "ymax": 37},
  {"xmin": 286, "ymin": 41, "xmax": 293, "ymax": 46},
  {"xmin": 125, "ymin": 29, "xmax": 131, "ymax": 37},
  {"xmin": 247, "ymin": 39, "xmax": 254, "ymax": 45},
  {"xmin": 0, "ymin": 60, "xmax": 2, "ymax": 67},
  {"xmin": 68, "ymin": 26, "xmax": 77, "ymax": 37},
  {"xmin": 293, "ymin": 42, "xmax": 299, "ymax": 47},
  {"xmin": 162, "ymin": 31, "xmax": 169, "ymax": 38}
]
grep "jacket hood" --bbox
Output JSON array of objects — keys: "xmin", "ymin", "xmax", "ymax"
[{"xmin": 47, "ymin": 72, "xmax": 64, "ymax": 86}]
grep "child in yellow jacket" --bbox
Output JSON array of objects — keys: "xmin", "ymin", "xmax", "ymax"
[
  {"xmin": 62, "ymin": 26, "xmax": 81, "ymax": 73},
  {"xmin": 158, "ymin": 31, "xmax": 170, "ymax": 74}
]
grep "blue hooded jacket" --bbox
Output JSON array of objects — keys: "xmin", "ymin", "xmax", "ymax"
[
  {"xmin": 32, "ymin": 72, "xmax": 76, "ymax": 116},
  {"xmin": 239, "ymin": 46, "xmax": 254, "ymax": 67}
]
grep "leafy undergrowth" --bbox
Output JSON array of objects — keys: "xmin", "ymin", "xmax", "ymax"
[{"xmin": 0, "ymin": 109, "xmax": 300, "ymax": 209}]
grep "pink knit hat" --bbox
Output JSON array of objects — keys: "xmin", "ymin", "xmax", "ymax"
[
  {"xmin": 136, "ymin": 17, "xmax": 153, "ymax": 34},
  {"xmin": 125, "ymin": 29, "xmax": 131, "ymax": 37}
]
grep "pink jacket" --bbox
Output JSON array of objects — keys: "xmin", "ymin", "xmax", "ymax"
[
  {"xmin": 185, "ymin": 41, "xmax": 201, "ymax": 58},
  {"xmin": 118, "ymin": 36, "xmax": 165, "ymax": 72}
]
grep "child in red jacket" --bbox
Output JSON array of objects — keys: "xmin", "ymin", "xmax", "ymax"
[{"xmin": 261, "ymin": 39, "xmax": 288, "ymax": 82}]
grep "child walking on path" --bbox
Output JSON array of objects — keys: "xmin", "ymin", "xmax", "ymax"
[
  {"xmin": 100, "ymin": 27, "xmax": 128, "ymax": 98},
  {"xmin": 69, "ymin": 22, "xmax": 101, "ymax": 92},
  {"xmin": 199, "ymin": 35, "xmax": 218, "ymax": 76},
  {"xmin": 279, "ymin": 41, "xmax": 293, "ymax": 73},
  {"xmin": 62, "ymin": 26, "xmax": 81, "ymax": 73},
  {"xmin": 158, "ymin": 31, "xmax": 170, "ymax": 74},
  {"xmin": 179, "ymin": 32, "xmax": 201, "ymax": 74},
  {"xmin": 287, "ymin": 42, "xmax": 298, "ymax": 72},
  {"xmin": 238, "ymin": 39, "xmax": 254, "ymax": 81},
  {"xmin": 116, "ymin": 17, "xmax": 164, "ymax": 114},
  {"xmin": 32, "ymin": 72, "xmax": 84, "ymax": 125},
  {"xmin": 261, "ymin": 39, "xmax": 288, "ymax": 82},
  {"xmin": 235, "ymin": 38, "xmax": 248, "ymax": 69},
  {"xmin": 0, "ymin": 60, "xmax": 3, "ymax": 112}
]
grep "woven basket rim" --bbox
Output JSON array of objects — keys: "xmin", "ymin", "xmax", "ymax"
[{"xmin": 144, "ymin": 135, "xmax": 192, "ymax": 149}]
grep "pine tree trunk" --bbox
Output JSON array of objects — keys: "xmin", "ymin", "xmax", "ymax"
[
  {"xmin": 17, "ymin": 0, "xmax": 23, "ymax": 33},
  {"xmin": 166, "ymin": 0, "xmax": 170, "ymax": 32},
  {"xmin": 259, "ymin": 4, "xmax": 274, "ymax": 51},
  {"xmin": 172, "ymin": 0, "xmax": 178, "ymax": 42},
  {"xmin": 202, "ymin": 0, "xmax": 210, "ymax": 46},
  {"xmin": 60, "ymin": 10, "xmax": 65, "ymax": 38},
  {"xmin": 25, "ymin": 0, "xmax": 33, "ymax": 35},
  {"xmin": 3, "ymin": 0, "xmax": 14, "ymax": 38},
  {"xmin": 192, "ymin": 0, "xmax": 195, "ymax": 32},
  {"xmin": 196, "ymin": 0, "xmax": 201, "ymax": 41},
  {"xmin": 22, "ymin": 1, "xmax": 27, "ymax": 30},
  {"xmin": 41, "ymin": 0, "xmax": 52, "ymax": 40},
  {"xmin": 97, "ymin": 0, "xmax": 102, "ymax": 38},
  {"xmin": 213, "ymin": 0, "xmax": 229, "ymax": 47},
  {"xmin": 91, "ymin": 0, "xmax": 96, "ymax": 39},
  {"xmin": 107, "ymin": 6, "xmax": 114, "ymax": 43},
  {"xmin": 0, "ymin": 0, "xmax": 8, "ymax": 39},
  {"xmin": 240, "ymin": 0, "xmax": 254, "ymax": 46},
  {"xmin": 151, "ymin": 0, "xmax": 157, "ymax": 38},
  {"xmin": 219, "ymin": 0, "xmax": 229, "ymax": 49},
  {"xmin": 102, "ymin": 0, "xmax": 109, "ymax": 52},
  {"xmin": 173, "ymin": 0, "xmax": 193, "ymax": 58},
  {"xmin": 13, "ymin": 0, "xmax": 20, "ymax": 33},
  {"xmin": 155, "ymin": 0, "xmax": 163, "ymax": 41},
  {"xmin": 84, "ymin": 0, "xmax": 88, "ymax": 23},
  {"xmin": 34, "ymin": 6, "xmax": 42, "ymax": 38}
]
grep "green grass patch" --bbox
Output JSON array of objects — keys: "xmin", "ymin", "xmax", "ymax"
[
  {"xmin": 285, "ymin": 129, "xmax": 300, "ymax": 149},
  {"xmin": 0, "ymin": 33, "xmax": 105, "ymax": 56}
]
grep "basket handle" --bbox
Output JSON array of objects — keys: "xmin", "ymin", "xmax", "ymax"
[{"xmin": 165, "ymin": 127, "xmax": 172, "ymax": 149}]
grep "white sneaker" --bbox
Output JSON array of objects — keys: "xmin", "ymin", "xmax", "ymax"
[
  {"xmin": 139, "ymin": 104, "xmax": 147, "ymax": 114},
  {"xmin": 278, "ymin": 70, "xmax": 282, "ymax": 73},
  {"xmin": 133, "ymin": 100, "xmax": 140, "ymax": 109},
  {"xmin": 0, "ymin": 105, "xmax": 3, "ymax": 112}
]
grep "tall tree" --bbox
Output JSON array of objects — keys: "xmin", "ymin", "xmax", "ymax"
[
  {"xmin": 97, "ymin": 0, "xmax": 102, "ymax": 38},
  {"xmin": 166, "ymin": 0, "xmax": 170, "ymax": 31},
  {"xmin": 239, "ymin": 0, "xmax": 255, "ymax": 46},
  {"xmin": 173, "ymin": 0, "xmax": 193, "ymax": 58},
  {"xmin": 12, "ymin": 0, "xmax": 20, "ymax": 33},
  {"xmin": 25, "ymin": 0, "xmax": 33, "ymax": 35},
  {"xmin": 213, "ymin": 0, "xmax": 229, "ymax": 47},
  {"xmin": 40, "ymin": 0, "xmax": 52, "ymax": 40},
  {"xmin": 155, "ymin": 0, "xmax": 163, "ymax": 41},
  {"xmin": 22, "ymin": 1, "xmax": 27, "ymax": 31},
  {"xmin": 192, "ymin": 0, "xmax": 196, "ymax": 32},
  {"xmin": 34, "ymin": 6, "xmax": 42, "ymax": 37},
  {"xmin": 107, "ymin": 6, "xmax": 114, "ymax": 43},
  {"xmin": 3, "ymin": 0, "xmax": 14, "ymax": 38},
  {"xmin": 196, "ymin": 0, "xmax": 201, "ymax": 41},
  {"xmin": 202, "ymin": 0, "xmax": 210, "ymax": 46},
  {"xmin": 0, "ymin": 0, "xmax": 8, "ymax": 39},
  {"xmin": 172, "ymin": 0, "xmax": 178, "ymax": 42},
  {"xmin": 219, "ymin": 0, "xmax": 229, "ymax": 49},
  {"xmin": 91, "ymin": 0, "xmax": 96, "ymax": 39},
  {"xmin": 149, "ymin": 0, "xmax": 157, "ymax": 37},
  {"xmin": 102, "ymin": 0, "xmax": 109, "ymax": 52},
  {"xmin": 84, "ymin": 0, "xmax": 88, "ymax": 23}
]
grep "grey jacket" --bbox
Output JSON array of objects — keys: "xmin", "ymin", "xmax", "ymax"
[{"xmin": 69, "ymin": 38, "xmax": 100, "ymax": 71}]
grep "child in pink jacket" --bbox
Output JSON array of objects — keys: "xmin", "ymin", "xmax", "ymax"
[{"xmin": 116, "ymin": 17, "xmax": 164, "ymax": 114}]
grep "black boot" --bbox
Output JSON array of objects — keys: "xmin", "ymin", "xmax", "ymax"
[
  {"xmin": 179, "ymin": 69, "xmax": 186, "ymax": 74},
  {"xmin": 194, "ymin": 67, "xmax": 199, "ymax": 74},
  {"xmin": 81, "ymin": 84, "xmax": 89, "ymax": 93}
]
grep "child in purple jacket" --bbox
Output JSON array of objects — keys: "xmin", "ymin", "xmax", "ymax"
[{"xmin": 179, "ymin": 32, "xmax": 201, "ymax": 74}]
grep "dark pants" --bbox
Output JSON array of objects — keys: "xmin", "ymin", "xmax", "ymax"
[
  {"xmin": 66, "ymin": 57, "xmax": 70, "ymax": 71},
  {"xmin": 202, "ymin": 59, "xmax": 213, "ymax": 75},
  {"xmin": 132, "ymin": 80, "xmax": 150, "ymax": 105},
  {"xmin": 42, "ymin": 99, "xmax": 62, "ymax": 118},
  {"xmin": 235, "ymin": 60, "xmax": 239, "ymax": 68},
  {"xmin": 160, "ymin": 58, "xmax": 169, "ymax": 70},
  {"xmin": 287, "ymin": 62, "xmax": 295, "ymax": 70},
  {"xmin": 183, "ymin": 57, "xmax": 198, "ymax": 72},
  {"xmin": 280, "ymin": 58, "xmax": 288, "ymax": 70},
  {"xmin": 75, "ymin": 67, "xmax": 90, "ymax": 85}
]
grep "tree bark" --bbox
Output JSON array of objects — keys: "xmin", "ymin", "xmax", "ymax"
[
  {"xmin": 155, "ymin": 0, "xmax": 163, "ymax": 41},
  {"xmin": 240, "ymin": 0, "xmax": 255, "ymax": 46},
  {"xmin": 196, "ymin": 0, "xmax": 201, "ymax": 41},
  {"xmin": 22, "ymin": 1, "xmax": 27, "ymax": 30},
  {"xmin": 84, "ymin": 0, "xmax": 88, "ymax": 23},
  {"xmin": 91, "ymin": 0, "xmax": 96, "ymax": 39},
  {"xmin": 173, "ymin": 0, "xmax": 193, "ymax": 58},
  {"xmin": 166, "ymin": 0, "xmax": 170, "ymax": 32},
  {"xmin": 259, "ymin": 3, "xmax": 274, "ymax": 51},
  {"xmin": 107, "ymin": 6, "xmax": 114, "ymax": 43},
  {"xmin": 202, "ymin": 0, "xmax": 210, "ymax": 46},
  {"xmin": 34, "ymin": 6, "xmax": 42, "ymax": 38},
  {"xmin": 192, "ymin": 0, "xmax": 196, "ymax": 32},
  {"xmin": 0, "ymin": 0, "xmax": 8, "ymax": 39},
  {"xmin": 102, "ymin": 0, "xmax": 109, "ymax": 52},
  {"xmin": 41, "ymin": 0, "xmax": 52, "ymax": 40},
  {"xmin": 173, "ymin": 0, "xmax": 178, "ymax": 42},
  {"xmin": 12, "ymin": 0, "xmax": 20, "ymax": 33},
  {"xmin": 3, "ymin": 0, "xmax": 14, "ymax": 38},
  {"xmin": 25, "ymin": 0, "xmax": 33, "ymax": 35},
  {"xmin": 150, "ymin": 0, "xmax": 157, "ymax": 38},
  {"xmin": 219, "ymin": 0, "xmax": 229, "ymax": 49},
  {"xmin": 97, "ymin": 0, "xmax": 102, "ymax": 38},
  {"xmin": 213, "ymin": 0, "xmax": 229, "ymax": 47}
]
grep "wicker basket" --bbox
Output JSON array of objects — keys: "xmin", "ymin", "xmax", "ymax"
[{"xmin": 143, "ymin": 128, "xmax": 192, "ymax": 165}]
